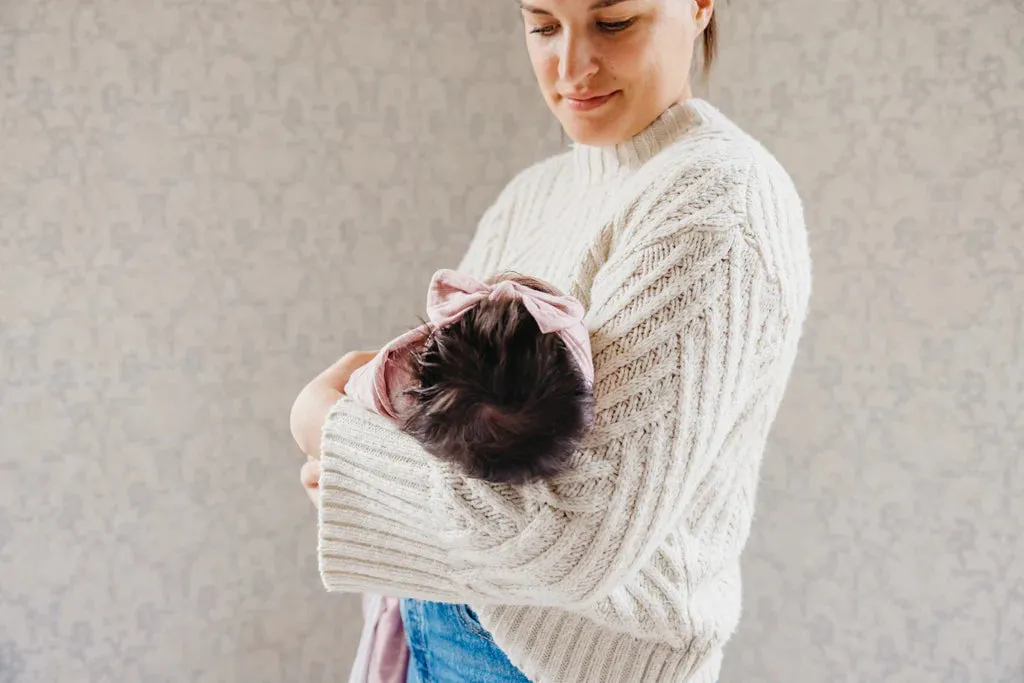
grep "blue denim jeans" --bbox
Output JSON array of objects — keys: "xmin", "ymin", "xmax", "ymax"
[{"xmin": 400, "ymin": 598, "xmax": 532, "ymax": 683}]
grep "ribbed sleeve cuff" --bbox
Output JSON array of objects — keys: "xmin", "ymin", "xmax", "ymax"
[
  {"xmin": 480, "ymin": 604, "xmax": 724, "ymax": 683},
  {"xmin": 316, "ymin": 397, "xmax": 461, "ymax": 601}
]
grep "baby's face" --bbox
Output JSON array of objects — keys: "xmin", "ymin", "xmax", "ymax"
[{"xmin": 487, "ymin": 271, "xmax": 563, "ymax": 296}]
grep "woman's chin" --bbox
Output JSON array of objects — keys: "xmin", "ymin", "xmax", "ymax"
[
  {"xmin": 559, "ymin": 115, "xmax": 625, "ymax": 147},
  {"xmin": 553, "ymin": 96, "xmax": 632, "ymax": 147}
]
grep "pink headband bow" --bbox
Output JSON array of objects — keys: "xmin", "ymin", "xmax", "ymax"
[{"xmin": 344, "ymin": 269, "xmax": 594, "ymax": 420}]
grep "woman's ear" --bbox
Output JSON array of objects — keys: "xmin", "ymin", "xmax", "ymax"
[{"xmin": 694, "ymin": 0, "xmax": 714, "ymax": 32}]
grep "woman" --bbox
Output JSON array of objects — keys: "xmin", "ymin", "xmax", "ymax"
[{"xmin": 291, "ymin": 0, "xmax": 811, "ymax": 681}]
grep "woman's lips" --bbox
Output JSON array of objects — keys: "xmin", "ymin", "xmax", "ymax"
[{"xmin": 563, "ymin": 91, "xmax": 619, "ymax": 112}]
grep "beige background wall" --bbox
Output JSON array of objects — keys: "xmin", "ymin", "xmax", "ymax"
[{"xmin": 1, "ymin": 1, "xmax": 1021, "ymax": 682}]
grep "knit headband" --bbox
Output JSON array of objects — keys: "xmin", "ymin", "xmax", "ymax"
[{"xmin": 344, "ymin": 268, "xmax": 594, "ymax": 420}]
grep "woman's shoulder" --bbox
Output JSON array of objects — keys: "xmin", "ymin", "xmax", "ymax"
[
  {"xmin": 488, "ymin": 149, "xmax": 575, "ymax": 209},
  {"xmin": 460, "ymin": 151, "xmax": 575, "ymax": 274},
  {"xmin": 653, "ymin": 102, "xmax": 802, "ymax": 215},
  {"xmin": 628, "ymin": 104, "xmax": 803, "ymax": 239},
  {"xmin": 626, "ymin": 103, "xmax": 810, "ymax": 290}
]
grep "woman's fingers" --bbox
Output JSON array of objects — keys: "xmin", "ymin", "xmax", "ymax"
[{"xmin": 300, "ymin": 458, "xmax": 322, "ymax": 509}]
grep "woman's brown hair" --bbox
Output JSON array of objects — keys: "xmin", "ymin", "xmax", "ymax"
[{"xmin": 702, "ymin": 11, "xmax": 718, "ymax": 76}]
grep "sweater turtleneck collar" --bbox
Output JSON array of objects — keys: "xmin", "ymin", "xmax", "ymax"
[{"xmin": 571, "ymin": 97, "xmax": 713, "ymax": 184}]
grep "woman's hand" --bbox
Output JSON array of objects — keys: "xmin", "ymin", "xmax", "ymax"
[
  {"xmin": 290, "ymin": 350, "xmax": 377, "ymax": 459},
  {"xmin": 300, "ymin": 456, "xmax": 321, "ymax": 509}
]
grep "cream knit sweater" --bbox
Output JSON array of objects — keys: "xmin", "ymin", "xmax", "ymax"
[{"xmin": 318, "ymin": 99, "xmax": 811, "ymax": 682}]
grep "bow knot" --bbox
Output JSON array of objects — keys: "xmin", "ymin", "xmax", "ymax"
[{"xmin": 488, "ymin": 279, "xmax": 518, "ymax": 302}]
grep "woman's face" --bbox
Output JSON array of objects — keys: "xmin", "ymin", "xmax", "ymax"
[{"xmin": 519, "ymin": 0, "xmax": 712, "ymax": 147}]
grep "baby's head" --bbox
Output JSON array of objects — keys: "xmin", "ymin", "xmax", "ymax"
[{"xmin": 398, "ymin": 272, "xmax": 594, "ymax": 485}]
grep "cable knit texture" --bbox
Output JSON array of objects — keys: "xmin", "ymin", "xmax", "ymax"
[{"xmin": 318, "ymin": 98, "xmax": 811, "ymax": 683}]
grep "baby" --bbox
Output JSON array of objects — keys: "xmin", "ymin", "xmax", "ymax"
[
  {"xmin": 344, "ymin": 267, "xmax": 595, "ymax": 484},
  {"xmin": 342, "ymin": 267, "xmax": 595, "ymax": 683}
]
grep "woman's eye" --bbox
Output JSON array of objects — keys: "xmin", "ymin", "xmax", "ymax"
[
  {"xmin": 529, "ymin": 24, "xmax": 559, "ymax": 36},
  {"xmin": 598, "ymin": 18, "xmax": 635, "ymax": 32}
]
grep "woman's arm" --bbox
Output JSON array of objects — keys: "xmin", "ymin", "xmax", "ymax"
[{"xmin": 316, "ymin": 161, "xmax": 809, "ymax": 609}]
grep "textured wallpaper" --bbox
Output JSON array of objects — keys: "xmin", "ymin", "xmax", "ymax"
[{"xmin": 1, "ymin": 1, "xmax": 1021, "ymax": 683}]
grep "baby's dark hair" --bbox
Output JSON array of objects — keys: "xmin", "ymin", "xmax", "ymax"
[{"xmin": 398, "ymin": 273, "xmax": 593, "ymax": 485}]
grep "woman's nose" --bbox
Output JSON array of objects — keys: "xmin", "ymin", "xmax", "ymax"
[{"xmin": 557, "ymin": 31, "xmax": 599, "ymax": 87}]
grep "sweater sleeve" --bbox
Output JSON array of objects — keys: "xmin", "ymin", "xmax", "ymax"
[{"xmin": 316, "ymin": 163, "xmax": 800, "ymax": 608}]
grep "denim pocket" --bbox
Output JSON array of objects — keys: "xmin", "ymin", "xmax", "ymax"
[{"xmin": 454, "ymin": 604, "xmax": 494, "ymax": 643}]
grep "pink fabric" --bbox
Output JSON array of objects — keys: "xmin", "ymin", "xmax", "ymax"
[
  {"xmin": 366, "ymin": 596, "xmax": 408, "ymax": 683},
  {"xmin": 345, "ymin": 268, "xmax": 594, "ymax": 419},
  {"xmin": 349, "ymin": 594, "xmax": 408, "ymax": 683}
]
